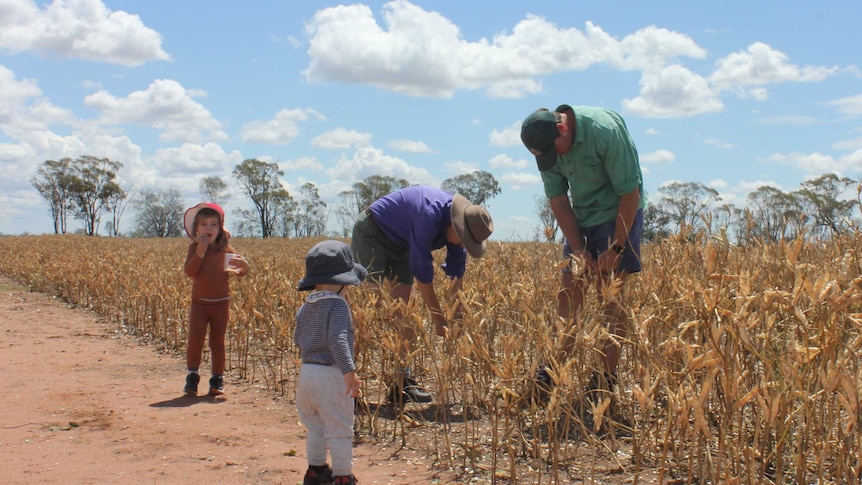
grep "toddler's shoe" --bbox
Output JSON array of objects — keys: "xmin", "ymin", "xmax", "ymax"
[
  {"xmin": 184, "ymin": 373, "xmax": 200, "ymax": 396},
  {"xmin": 208, "ymin": 375, "xmax": 224, "ymax": 396},
  {"xmin": 333, "ymin": 474, "xmax": 358, "ymax": 485},
  {"xmin": 302, "ymin": 464, "xmax": 334, "ymax": 485}
]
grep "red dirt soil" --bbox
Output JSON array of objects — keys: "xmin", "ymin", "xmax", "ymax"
[{"xmin": 0, "ymin": 276, "xmax": 447, "ymax": 485}]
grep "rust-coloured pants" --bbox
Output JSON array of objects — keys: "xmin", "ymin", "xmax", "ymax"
[{"xmin": 186, "ymin": 300, "xmax": 230, "ymax": 375}]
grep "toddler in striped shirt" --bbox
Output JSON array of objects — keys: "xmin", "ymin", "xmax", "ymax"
[{"xmin": 295, "ymin": 240, "xmax": 367, "ymax": 485}]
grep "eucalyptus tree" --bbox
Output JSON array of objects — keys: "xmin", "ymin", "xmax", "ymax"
[
  {"xmin": 233, "ymin": 158, "xmax": 290, "ymax": 238},
  {"xmin": 441, "ymin": 170, "xmax": 501, "ymax": 206}
]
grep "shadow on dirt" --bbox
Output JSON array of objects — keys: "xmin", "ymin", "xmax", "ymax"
[
  {"xmin": 149, "ymin": 394, "xmax": 227, "ymax": 408},
  {"xmin": 356, "ymin": 399, "xmax": 482, "ymax": 424}
]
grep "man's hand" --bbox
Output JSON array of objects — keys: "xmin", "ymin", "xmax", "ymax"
[
  {"xmin": 597, "ymin": 248, "xmax": 621, "ymax": 274},
  {"xmin": 432, "ymin": 312, "xmax": 448, "ymax": 337}
]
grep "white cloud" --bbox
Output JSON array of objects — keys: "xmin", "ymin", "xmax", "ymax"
[
  {"xmin": 710, "ymin": 42, "xmax": 839, "ymax": 94},
  {"xmin": 640, "ymin": 149, "xmax": 675, "ymax": 164},
  {"xmin": 268, "ymin": 32, "xmax": 302, "ymax": 48},
  {"xmin": 3, "ymin": 129, "xmax": 85, "ymax": 159},
  {"xmin": 616, "ymin": 25, "xmax": 707, "ymax": 71},
  {"xmin": 485, "ymin": 79, "xmax": 543, "ymax": 99},
  {"xmin": 311, "ymin": 128, "xmax": 373, "ymax": 149},
  {"xmin": 0, "ymin": 0, "xmax": 171, "ymax": 66},
  {"xmin": 489, "ymin": 154, "xmax": 528, "ymax": 169},
  {"xmin": 26, "ymin": 99, "xmax": 76, "ymax": 126},
  {"xmin": 707, "ymin": 178, "xmax": 728, "ymax": 189},
  {"xmin": 324, "ymin": 146, "xmax": 434, "ymax": 185},
  {"xmin": 500, "ymin": 171, "xmax": 541, "ymax": 189},
  {"xmin": 497, "ymin": 214, "xmax": 544, "ymax": 241},
  {"xmin": 388, "ymin": 139, "xmax": 432, "ymax": 153},
  {"xmin": 281, "ymin": 156, "xmax": 324, "ymax": 171},
  {"xmin": 303, "ymin": 2, "xmax": 707, "ymax": 98},
  {"xmin": 705, "ymin": 138, "xmax": 733, "ymax": 149},
  {"xmin": 710, "ymin": 179, "xmax": 788, "ymax": 208},
  {"xmin": 826, "ymin": 92, "xmax": 862, "ymax": 117},
  {"xmin": 240, "ymin": 108, "xmax": 323, "ymax": 144},
  {"xmin": 81, "ymin": 80, "xmax": 102, "ymax": 90},
  {"xmin": 737, "ymin": 179, "xmax": 782, "ymax": 192},
  {"xmin": 85, "ymin": 79, "xmax": 227, "ymax": 143},
  {"xmin": 754, "ymin": 115, "xmax": 820, "ymax": 125},
  {"xmin": 444, "ymin": 160, "xmax": 477, "ymax": 174},
  {"xmin": 0, "ymin": 65, "xmax": 42, "ymax": 122},
  {"xmin": 0, "ymin": 142, "xmax": 37, "ymax": 184},
  {"xmin": 6, "ymin": 124, "xmax": 146, "ymax": 193},
  {"xmin": 151, "ymin": 142, "xmax": 240, "ymax": 176},
  {"xmin": 0, "ymin": 187, "xmax": 44, "ymax": 233},
  {"xmin": 623, "ymin": 64, "xmax": 723, "ymax": 118},
  {"xmin": 834, "ymin": 137, "xmax": 862, "ymax": 151},
  {"xmin": 765, "ymin": 150, "xmax": 862, "ymax": 174},
  {"xmin": 645, "ymin": 128, "xmax": 660, "ymax": 135},
  {"xmin": 738, "ymin": 87, "xmax": 769, "ymax": 101},
  {"xmin": 490, "ymin": 120, "xmax": 522, "ymax": 147}
]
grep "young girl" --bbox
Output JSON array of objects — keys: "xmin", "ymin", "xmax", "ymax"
[
  {"xmin": 295, "ymin": 241, "xmax": 366, "ymax": 485},
  {"xmin": 182, "ymin": 202, "xmax": 249, "ymax": 396}
]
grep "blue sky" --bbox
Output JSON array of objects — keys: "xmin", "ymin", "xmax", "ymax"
[{"xmin": 1, "ymin": 0, "xmax": 860, "ymax": 239}]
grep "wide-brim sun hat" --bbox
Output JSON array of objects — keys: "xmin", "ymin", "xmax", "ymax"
[
  {"xmin": 297, "ymin": 240, "xmax": 368, "ymax": 291},
  {"xmin": 451, "ymin": 194, "xmax": 494, "ymax": 258},
  {"xmin": 183, "ymin": 202, "xmax": 225, "ymax": 238}
]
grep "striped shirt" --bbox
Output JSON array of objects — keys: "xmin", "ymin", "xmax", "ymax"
[{"xmin": 293, "ymin": 291, "xmax": 356, "ymax": 375}]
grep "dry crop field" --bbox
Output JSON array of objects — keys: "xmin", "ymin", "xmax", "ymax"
[{"xmin": 1, "ymin": 234, "xmax": 860, "ymax": 484}]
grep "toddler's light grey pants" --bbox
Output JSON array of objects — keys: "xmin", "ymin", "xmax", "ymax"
[{"xmin": 296, "ymin": 363, "xmax": 354, "ymax": 476}]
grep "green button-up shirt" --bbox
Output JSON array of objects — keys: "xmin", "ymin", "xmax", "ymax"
[{"xmin": 541, "ymin": 106, "xmax": 645, "ymax": 228}]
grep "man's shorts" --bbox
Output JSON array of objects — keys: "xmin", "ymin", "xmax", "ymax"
[
  {"xmin": 351, "ymin": 210, "xmax": 414, "ymax": 285},
  {"xmin": 562, "ymin": 209, "xmax": 643, "ymax": 274}
]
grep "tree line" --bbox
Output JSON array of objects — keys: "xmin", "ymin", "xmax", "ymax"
[
  {"xmin": 641, "ymin": 174, "xmax": 861, "ymax": 243},
  {"xmin": 30, "ymin": 156, "xmax": 502, "ymax": 239},
  {"xmin": 32, "ymin": 155, "xmax": 859, "ymax": 242},
  {"xmin": 532, "ymin": 174, "xmax": 861, "ymax": 244}
]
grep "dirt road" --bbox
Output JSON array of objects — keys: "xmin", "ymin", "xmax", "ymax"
[{"xmin": 0, "ymin": 277, "xmax": 442, "ymax": 484}]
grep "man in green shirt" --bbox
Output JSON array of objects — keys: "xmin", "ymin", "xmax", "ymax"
[{"xmin": 521, "ymin": 104, "xmax": 645, "ymax": 421}]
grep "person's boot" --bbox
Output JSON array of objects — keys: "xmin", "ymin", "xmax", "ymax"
[
  {"xmin": 585, "ymin": 371, "xmax": 616, "ymax": 406},
  {"xmin": 584, "ymin": 371, "xmax": 632, "ymax": 434},
  {"xmin": 529, "ymin": 365, "xmax": 554, "ymax": 404},
  {"xmin": 387, "ymin": 375, "xmax": 432, "ymax": 404}
]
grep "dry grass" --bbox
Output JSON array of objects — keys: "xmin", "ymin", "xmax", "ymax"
[{"xmin": 1, "ymin": 233, "xmax": 860, "ymax": 484}]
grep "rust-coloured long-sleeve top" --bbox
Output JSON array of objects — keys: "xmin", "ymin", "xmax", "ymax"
[{"xmin": 184, "ymin": 243, "xmax": 236, "ymax": 303}]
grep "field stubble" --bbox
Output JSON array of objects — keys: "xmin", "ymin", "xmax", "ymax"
[{"xmin": 1, "ymin": 234, "xmax": 860, "ymax": 484}]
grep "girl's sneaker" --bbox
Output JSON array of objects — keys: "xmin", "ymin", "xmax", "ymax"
[
  {"xmin": 333, "ymin": 475, "xmax": 358, "ymax": 485},
  {"xmin": 303, "ymin": 464, "xmax": 334, "ymax": 485},
  {"xmin": 184, "ymin": 373, "xmax": 200, "ymax": 396},
  {"xmin": 208, "ymin": 375, "xmax": 224, "ymax": 395}
]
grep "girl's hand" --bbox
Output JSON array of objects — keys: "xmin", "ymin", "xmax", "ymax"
[
  {"xmin": 227, "ymin": 255, "xmax": 249, "ymax": 276},
  {"xmin": 195, "ymin": 234, "xmax": 212, "ymax": 257}
]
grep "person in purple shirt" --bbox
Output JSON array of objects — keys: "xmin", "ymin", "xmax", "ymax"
[{"xmin": 351, "ymin": 185, "xmax": 494, "ymax": 404}]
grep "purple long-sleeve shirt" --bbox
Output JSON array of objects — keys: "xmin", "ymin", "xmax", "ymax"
[{"xmin": 367, "ymin": 185, "xmax": 467, "ymax": 283}]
